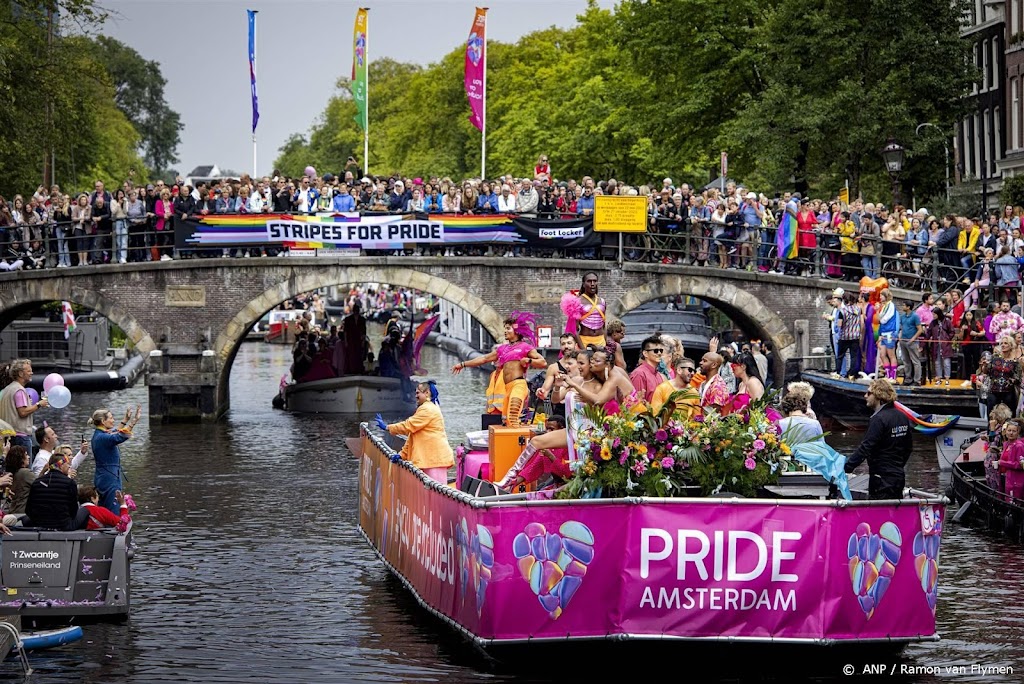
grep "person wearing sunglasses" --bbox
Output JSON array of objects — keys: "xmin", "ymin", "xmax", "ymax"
[
  {"xmin": 651, "ymin": 357, "xmax": 699, "ymax": 420},
  {"xmin": 629, "ymin": 335, "xmax": 670, "ymax": 403},
  {"xmin": 843, "ymin": 378, "xmax": 913, "ymax": 500}
]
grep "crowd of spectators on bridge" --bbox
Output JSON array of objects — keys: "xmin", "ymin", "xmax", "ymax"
[{"xmin": 4, "ymin": 157, "xmax": 1024, "ymax": 303}]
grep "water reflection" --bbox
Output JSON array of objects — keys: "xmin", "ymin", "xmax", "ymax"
[{"xmin": 1, "ymin": 340, "xmax": 1020, "ymax": 682}]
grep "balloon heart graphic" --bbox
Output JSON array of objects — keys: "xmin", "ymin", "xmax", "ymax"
[
  {"xmin": 456, "ymin": 518, "xmax": 494, "ymax": 617},
  {"xmin": 912, "ymin": 531, "xmax": 940, "ymax": 614},
  {"xmin": 847, "ymin": 521, "xmax": 902, "ymax": 619},
  {"xmin": 512, "ymin": 521, "xmax": 594, "ymax": 620}
]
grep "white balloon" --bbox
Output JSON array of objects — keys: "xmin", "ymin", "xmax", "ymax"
[{"xmin": 47, "ymin": 385, "xmax": 72, "ymax": 409}]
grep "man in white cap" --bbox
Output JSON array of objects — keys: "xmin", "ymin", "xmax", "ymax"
[{"xmin": 822, "ymin": 287, "xmax": 848, "ymax": 376}]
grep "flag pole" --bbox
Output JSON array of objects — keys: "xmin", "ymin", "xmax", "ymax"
[
  {"xmin": 364, "ymin": 8, "xmax": 370, "ymax": 177},
  {"xmin": 481, "ymin": 7, "xmax": 488, "ymax": 179}
]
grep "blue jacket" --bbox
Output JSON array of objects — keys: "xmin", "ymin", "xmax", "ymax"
[
  {"xmin": 475, "ymin": 192, "xmax": 498, "ymax": 213},
  {"xmin": 92, "ymin": 427, "xmax": 131, "ymax": 515},
  {"xmin": 333, "ymin": 194, "xmax": 356, "ymax": 212}
]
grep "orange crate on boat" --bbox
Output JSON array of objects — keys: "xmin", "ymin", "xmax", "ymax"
[{"xmin": 488, "ymin": 426, "xmax": 535, "ymax": 492}]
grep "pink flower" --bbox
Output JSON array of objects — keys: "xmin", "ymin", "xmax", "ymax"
[
  {"xmin": 661, "ymin": 457, "xmax": 675, "ymax": 470},
  {"xmin": 744, "ymin": 457, "xmax": 757, "ymax": 471},
  {"xmin": 123, "ymin": 494, "xmax": 137, "ymax": 512},
  {"xmin": 619, "ymin": 448, "xmax": 631, "ymax": 465},
  {"xmin": 655, "ymin": 429, "xmax": 668, "ymax": 442},
  {"xmin": 633, "ymin": 461, "xmax": 647, "ymax": 476},
  {"xmin": 115, "ymin": 514, "xmax": 132, "ymax": 533},
  {"xmin": 753, "ymin": 439, "xmax": 766, "ymax": 451}
]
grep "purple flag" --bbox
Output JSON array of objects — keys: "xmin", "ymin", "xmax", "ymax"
[
  {"xmin": 464, "ymin": 8, "xmax": 486, "ymax": 131},
  {"xmin": 247, "ymin": 9, "xmax": 259, "ymax": 133}
]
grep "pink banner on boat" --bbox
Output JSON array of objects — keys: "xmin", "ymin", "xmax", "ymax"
[
  {"xmin": 358, "ymin": 432, "xmax": 943, "ymax": 643},
  {"xmin": 464, "ymin": 7, "xmax": 486, "ymax": 131}
]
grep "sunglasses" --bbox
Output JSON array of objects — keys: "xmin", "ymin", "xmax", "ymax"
[
  {"xmin": 679, "ymin": 366, "xmax": 695, "ymax": 372},
  {"xmin": 645, "ymin": 348, "xmax": 665, "ymax": 354}
]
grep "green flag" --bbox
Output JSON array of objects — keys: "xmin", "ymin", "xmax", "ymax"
[{"xmin": 351, "ymin": 8, "xmax": 368, "ymax": 130}]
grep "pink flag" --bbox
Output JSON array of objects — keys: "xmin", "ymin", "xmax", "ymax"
[{"xmin": 464, "ymin": 7, "xmax": 487, "ymax": 131}]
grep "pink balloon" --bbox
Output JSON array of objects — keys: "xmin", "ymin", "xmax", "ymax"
[
  {"xmin": 43, "ymin": 373, "xmax": 64, "ymax": 392},
  {"xmin": 304, "ymin": 166, "xmax": 316, "ymax": 179}
]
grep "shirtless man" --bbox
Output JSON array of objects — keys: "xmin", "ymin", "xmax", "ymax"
[{"xmin": 452, "ymin": 312, "xmax": 547, "ymax": 427}]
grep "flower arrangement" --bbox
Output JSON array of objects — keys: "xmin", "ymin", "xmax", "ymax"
[{"xmin": 559, "ymin": 391, "xmax": 800, "ymax": 499}]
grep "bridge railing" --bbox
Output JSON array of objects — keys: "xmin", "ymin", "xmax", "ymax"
[{"xmin": 0, "ymin": 214, "xmax": 987, "ymax": 298}]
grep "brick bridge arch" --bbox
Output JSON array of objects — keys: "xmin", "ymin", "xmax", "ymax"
[
  {"xmin": 609, "ymin": 273, "xmax": 798, "ymax": 366},
  {"xmin": 0, "ymin": 282, "xmax": 157, "ymax": 356},
  {"xmin": 215, "ymin": 266, "xmax": 505, "ymax": 407}
]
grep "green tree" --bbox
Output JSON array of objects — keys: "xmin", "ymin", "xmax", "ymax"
[
  {"xmin": 0, "ymin": 1, "xmax": 148, "ymax": 195},
  {"xmin": 83, "ymin": 35, "xmax": 182, "ymax": 173}
]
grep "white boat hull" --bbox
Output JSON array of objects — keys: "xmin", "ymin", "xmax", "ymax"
[
  {"xmin": 283, "ymin": 376, "xmax": 415, "ymax": 415},
  {"xmin": 934, "ymin": 415, "xmax": 987, "ymax": 471}
]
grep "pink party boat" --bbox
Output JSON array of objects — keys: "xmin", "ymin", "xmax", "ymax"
[{"xmin": 354, "ymin": 426, "xmax": 946, "ymax": 666}]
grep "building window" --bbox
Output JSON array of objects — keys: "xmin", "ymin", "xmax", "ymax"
[
  {"xmin": 982, "ymin": 39, "xmax": 989, "ymax": 92},
  {"xmin": 994, "ymin": 106, "xmax": 1001, "ymax": 174},
  {"xmin": 1013, "ymin": 79, "xmax": 1020, "ymax": 150}
]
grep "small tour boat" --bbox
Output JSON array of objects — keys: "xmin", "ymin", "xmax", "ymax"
[
  {"xmin": 354, "ymin": 426, "xmax": 946, "ymax": 663},
  {"xmin": 0, "ymin": 524, "xmax": 133, "ymax": 619},
  {"xmin": 801, "ymin": 369, "xmax": 980, "ymax": 429},
  {"xmin": 951, "ymin": 457, "xmax": 1024, "ymax": 544},
  {"xmin": 280, "ymin": 375, "xmax": 415, "ymax": 415},
  {"xmin": 264, "ymin": 309, "xmax": 316, "ymax": 345}
]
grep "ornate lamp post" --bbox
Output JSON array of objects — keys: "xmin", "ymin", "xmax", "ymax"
[{"xmin": 881, "ymin": 139, "xmax": 905, "ymax": 208}]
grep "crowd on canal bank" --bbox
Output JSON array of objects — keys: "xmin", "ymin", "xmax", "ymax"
[
  {"xmin": 3, "ymin": 164, "xmax": 1024, "ymax": 291},
  {"xmin": 0, "ymin": 358, "xmax": 140, "ymax": 532}
]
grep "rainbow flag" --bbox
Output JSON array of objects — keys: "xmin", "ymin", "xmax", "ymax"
[
  {"xmin": 411, "ymin": 315, "xmax": 440, "ymax": 373},
  {"xmin": 776, "ymin": 210, "xmax": 798, "ymax": 260},
  {"xmin": 894, "ymin": 402, "xmax": 961, "ymax": 436}
]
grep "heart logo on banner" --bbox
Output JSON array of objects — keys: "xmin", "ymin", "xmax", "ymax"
[
  {"xmin": 913, "ymin": 504, "xmax": 942, "ymax": 614},
  {"xmin": 456, "ymin": 518, "xmax": 494, "ymax": 617},
  {"xmin": 512, "ymin": 521, "xmax": 594, "ymax": 620},
  {"xmin": 847, "ymin": 521, "xmax": 902, "ymax": 619}
]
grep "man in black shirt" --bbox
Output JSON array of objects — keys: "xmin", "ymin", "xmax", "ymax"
[
  {"xmin": 844, "ymin": 378, "xmax": 913, "ymax": 499},
  {"xmin": 25, "ymin": 452, "xmax": 89, "ymax": 530}
]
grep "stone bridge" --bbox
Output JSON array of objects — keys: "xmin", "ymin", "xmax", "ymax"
[{"xmin": 0, "ymin": 257, "xmax": 852, "ymax": 420}]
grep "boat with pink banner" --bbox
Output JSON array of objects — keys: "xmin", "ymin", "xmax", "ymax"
[{"xmin": 354, "ymin": 426, "xmax": 946, "ymax": 665}]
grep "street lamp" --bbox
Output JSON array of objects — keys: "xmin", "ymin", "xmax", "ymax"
[
  {"xmin": 881, "ymin": 139, "xmax": 905, "ymax": 208},
  {"xmin": 915, "ymin": 122, "xmax": 950, "ymax": 202}
]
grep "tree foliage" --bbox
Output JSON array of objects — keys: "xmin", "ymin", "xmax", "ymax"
[
  {"xmin": 83, "ymin": 35, "xmax": 183, "ymax": 173},
  {"xmin": 274, "ymin": 0, "xmax": 973, "ymax": 205},
  {"xmin": 0, "ymin": 1, "xmax": 180, "ymax": 196}
]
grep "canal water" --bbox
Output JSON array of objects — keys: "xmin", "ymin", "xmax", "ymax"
[{"xmin": 3, "ymin": 338, "xmax": 1022, "ymax": 683}]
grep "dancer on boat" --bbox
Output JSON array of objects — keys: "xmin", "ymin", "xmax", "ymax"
[
  {"xmin": 451, "ymin": 312, "xmax": 546, "ymax": 428},
  {"xmin": 561, "ymin": 272, "xmax": 607, "ymax": 349},
  {"xmin": 497, "ymin": 347, "xmax": 635, "ymax": 489},
  {"xmin": 375, "ymin": 380, "xmax": 454, "ymax": 485},
  {"xmin": 91, "ymin": 405, "xmax": 140, "ymax": 515}
]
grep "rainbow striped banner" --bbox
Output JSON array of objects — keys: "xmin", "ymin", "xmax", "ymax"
[{"xmin": 176, "ymin": 212, "xmax": 530, "ymax": 250}]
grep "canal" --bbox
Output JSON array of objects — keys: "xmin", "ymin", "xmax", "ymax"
[{"xmin": 4, "ymin": 338, "xmax": 1022, "ymax": 683}]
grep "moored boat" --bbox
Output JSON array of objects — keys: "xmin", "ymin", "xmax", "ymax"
[
  {"xmin": 801, "ymin": 369, "xmax": 979, "ymax": 429},
  {"xmin": 2, "ymin": 316, "xmax": 144, "ymax": 392},
  {"xmin": 951, "ymin": 458, "xmax": 1024, "ymax": 544},
  {"xmin": 355, "ymin": 426, "xmax": 945, "ymax": 662},
  {"xmin": 0, "ymin": 524, "xmax": 133, "ymax": 619},
  {"xmin": 282, "ymin": 375, "xmax": 414, "ymax": 415}
]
